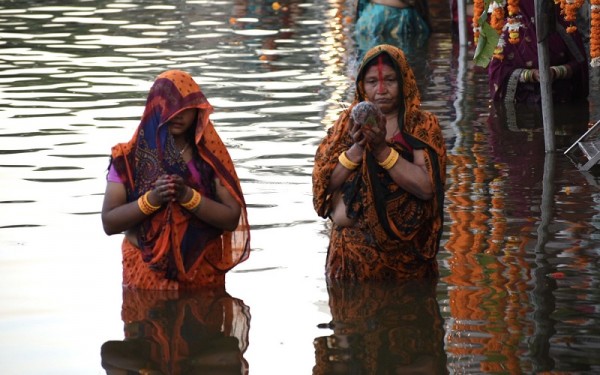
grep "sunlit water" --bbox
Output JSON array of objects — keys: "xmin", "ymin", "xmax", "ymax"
[{"xmin": 1, "ymin": 1, "xmax": 600, "ymax": 374}]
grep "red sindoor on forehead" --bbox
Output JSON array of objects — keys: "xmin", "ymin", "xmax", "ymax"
[{"xmin": 377, "ymin": 55, "xmax": 385, "ymax": 94}]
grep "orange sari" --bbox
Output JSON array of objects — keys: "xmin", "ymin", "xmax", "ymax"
[
  {"xmin": 109, "ymin": 70, "xmax": 250, "ymax": 290},
  {"xmin": 312, "ymin": 45, "xmax": 446, "ymax": 280}
]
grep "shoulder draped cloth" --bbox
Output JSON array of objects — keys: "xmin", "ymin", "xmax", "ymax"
[
  {"xmin": 110, "ymin": 70, "xmax": 250, "ymax": 283},
  {"xmin": 312, "ymin": 45, "xmax": 446, "ymax": 279}
]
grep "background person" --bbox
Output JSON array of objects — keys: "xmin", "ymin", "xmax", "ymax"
[
  {"xmin": 354, "ymin": 0, "xmax": 431, "ymax": 60},
  {"xmin": 486, "ymin": 0, "xmax": 589, "ymax": 103}
]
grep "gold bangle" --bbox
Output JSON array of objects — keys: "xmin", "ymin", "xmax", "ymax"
[
  {"xmin": 144, "ymin": 191, "xmax": 161, "ymax": 210},
  {"xmin": 181, "ymin": 189, "xmax": 202, "ymax": 211},
  {"xmin": 338, "ymin": 151, "xmax": 359, "ymax": 170},
  {"xmin": 138, "ymin": 191, "xmax": 160, "ymax": 215},
  {"xmin": 378, "ymin": 148, "xmax": 399, "ymax": 170}
]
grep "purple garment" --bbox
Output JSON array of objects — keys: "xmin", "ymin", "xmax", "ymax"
[{"xmin": 488, "ymin": 0, "xmax": 588, "ymax": 103}]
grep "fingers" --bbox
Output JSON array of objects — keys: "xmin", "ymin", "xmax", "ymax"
[{"xmin": 153, "ymin": 174, "xmax": 182, "ymax": 203}]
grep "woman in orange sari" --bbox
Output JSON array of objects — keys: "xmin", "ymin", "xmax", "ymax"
[
  {"xmin": 102, "ymin": 70, "xmax": 250, "ymax": 290},
  {"xmin": 312, "ymin": 44, "xmax": 446, "ymax": 280}
]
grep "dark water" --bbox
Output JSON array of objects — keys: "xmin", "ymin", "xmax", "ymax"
[{"xmin": 1, "ymin": 0, "xmax": 600, "ymax": 374}]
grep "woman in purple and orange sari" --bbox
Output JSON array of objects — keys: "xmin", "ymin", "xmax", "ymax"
[
  {"xmin": 102, "ymin": 70, "xmax": 250, "ymax": 290},
  {"xmin": 488, "ymin": 0, "xmax": 588, "ymax": 103},
  {"xmin": 312, "ymin": 45, "xmax": 446, "ymax": 281}
]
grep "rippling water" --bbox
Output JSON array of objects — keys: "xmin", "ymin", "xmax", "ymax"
[{"xmin": 1, "ymin": 0, "xmax": 600, "ymax": 374}]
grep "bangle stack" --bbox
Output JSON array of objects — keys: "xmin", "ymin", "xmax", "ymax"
[
  {"xmin": 519, "ymin": 69, "xmax": 534, "ymax": 83},
  {"xmin": 181, "ymin": 188, "xmax": 202, "ymax": 211},
  {"xmin": 138, "ymin": 191, "xmax": 161, "ymax": 215},
  {"xmin": 338, "ymin": 151, "xmax": 360, "ymax": 170},
  {"xmin": 550, "ymin": 65, "xmax": 568, "ymax": 80},
  {"xmin": 378, "ymin": 148, "xmax": 399, "ymax": 170}
]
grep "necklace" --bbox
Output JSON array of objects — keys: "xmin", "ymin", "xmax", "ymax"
[{"xmin": 178, "ymin": 143, "xmax": 189, "ymax": 155}]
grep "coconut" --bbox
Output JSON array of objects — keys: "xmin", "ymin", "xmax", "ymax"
[{"xmin": 351, "ymin": 101, "xmax": 382, "ymax": 129}]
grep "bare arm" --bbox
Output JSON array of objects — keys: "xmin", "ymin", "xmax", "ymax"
[
  {"xmin": 364, "ymin": 116, "xmax": 434, "ymax": 200},
  {"xmin": 326, "ymin": 119, "xmax": 366, "ymax": 194},
  {"xmin": 326, "ymin": 143, "xmax": 364, "ymax": 194},
  {"xmin": 375, "ymin": 146, "xmax": 433, "ymax": 200},
  {"xmin": 101, "ymin": 174, "xmax": 242, "ymax": 235},
  {"xmin": 101, "ymin": 181, "xmax": 155, "ymax": 235}
]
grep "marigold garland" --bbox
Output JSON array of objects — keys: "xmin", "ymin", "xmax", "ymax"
[
  {"xmin": 474, "ymin": 0, "xmax": 599, "ymax": 67},
  {"xmin": 506, "ymin": 0, "xmax": 521, "ymax": 44},
  {"xmin": 493, "ymin": 37, "xmax": 507, "ymax": 60},
  {"xmin": 489, "ymin": 2, "xmax": 506, "ymax": 34},
  {"xmin": 592, "ymin": 0, "xmax": 600, "ymax": 67},
  {"xmin": 507, "ymin": 0, "xmax": 520, "ymax": 16},
  {"xmin": 473, "ymin": 0, "xmax": 485, "ymax": 45},
  {"xmin": 554, "ymin": 0, "xmax": 585, "ymax": 33},
  {"xmin": 506, "ymin": 18, "xmax": 522, "ymax": 44}
]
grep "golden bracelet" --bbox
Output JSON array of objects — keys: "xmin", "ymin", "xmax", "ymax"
[
  {"xmin": 338, "ymin": 151, "xmax": 359, "ymax": 170},
  {"xmin": 378, "ymin": 148, "xmax": 399, "ymax": 170},
  {"xmin": 181, "ymin": 188, "xmax": 202, "ymax": 211},
  {"xmin": 138, "ymin": 191, "xmax": 160, "ymax": 215}
]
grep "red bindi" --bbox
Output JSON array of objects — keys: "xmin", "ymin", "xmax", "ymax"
[{"xmin": 377, "ymin": 55, "xmax": 385, "ymax": 94}]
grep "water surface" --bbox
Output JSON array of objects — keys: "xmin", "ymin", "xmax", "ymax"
[{"xmin": 1, "ymin": 0, "xmax": 600, "ymax": 374}]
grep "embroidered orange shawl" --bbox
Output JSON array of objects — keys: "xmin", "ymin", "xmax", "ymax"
[
  {"xmin": 110, "ymin": 70, "xmax": 250, "ymax": 287},
  {"xmin": 312, "ymin": 45, "xmax": 446, "ymax": 280}
]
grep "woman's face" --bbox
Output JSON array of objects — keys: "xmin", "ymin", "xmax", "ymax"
[
  {"xmin": 363, "ymin": 62, "xmax": 400, "ymax": 115},
  {"xmin": 168, "ymin": 108, "xmax": 197, "ymax": 136}
]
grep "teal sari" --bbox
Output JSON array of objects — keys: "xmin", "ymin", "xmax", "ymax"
[{"xmin": 355, "ymin": 0, "xmax": 430, "ymax": 59}]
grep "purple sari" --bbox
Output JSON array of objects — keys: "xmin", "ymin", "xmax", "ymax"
[{"xmin": 488, "ymin": 0, "xmax": 588, "ymax": 103}]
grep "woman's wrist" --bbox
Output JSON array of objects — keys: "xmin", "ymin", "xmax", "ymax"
[
  {"xmin": 374, "ymin": 145, "xmax": 391, "ymax": 163},
  {"xmin": 550, "ymin": 64, "xmax": 569, "ymax": 80},
  {"xmin": 138, "ymin": 191, "xmax": 161, "ymax": 215},
  {"xmin": 345, "ymin": 144, "xmax": 363, "ymax": 164},
  {"xmin": 377, "ymin": 148, "xmax": 400, "ymax": 170},
  {"xmin": 147, "ymin": 189, "xmax": 162, "ymax": 206},
  {"xmin": 181, "ymin": 188, "xmax": 202, "ymax": 211},
  {"xmin": 178, "ymin": 186, "xmax": 192, "ymax": 203}
]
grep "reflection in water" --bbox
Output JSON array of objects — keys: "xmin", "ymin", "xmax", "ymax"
[
  {"xmin": 101, "ymin": 288, "xmax": 250, "ymax": 375},
  {"xmin": 2, "ymin": 0, "xmax": 600, "ymax": 373},
  {"xmin": 313, "ymin": 279, "xmax": 448, "ymax": 374},
  {"xmin": 444, "ymin": 101, "xmax": 598, "ymax": 373}
]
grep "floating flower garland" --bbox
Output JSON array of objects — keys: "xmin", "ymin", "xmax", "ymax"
[{"xmin": 592, "ymin": 0, "xmax": 600, "ymax": 67}]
